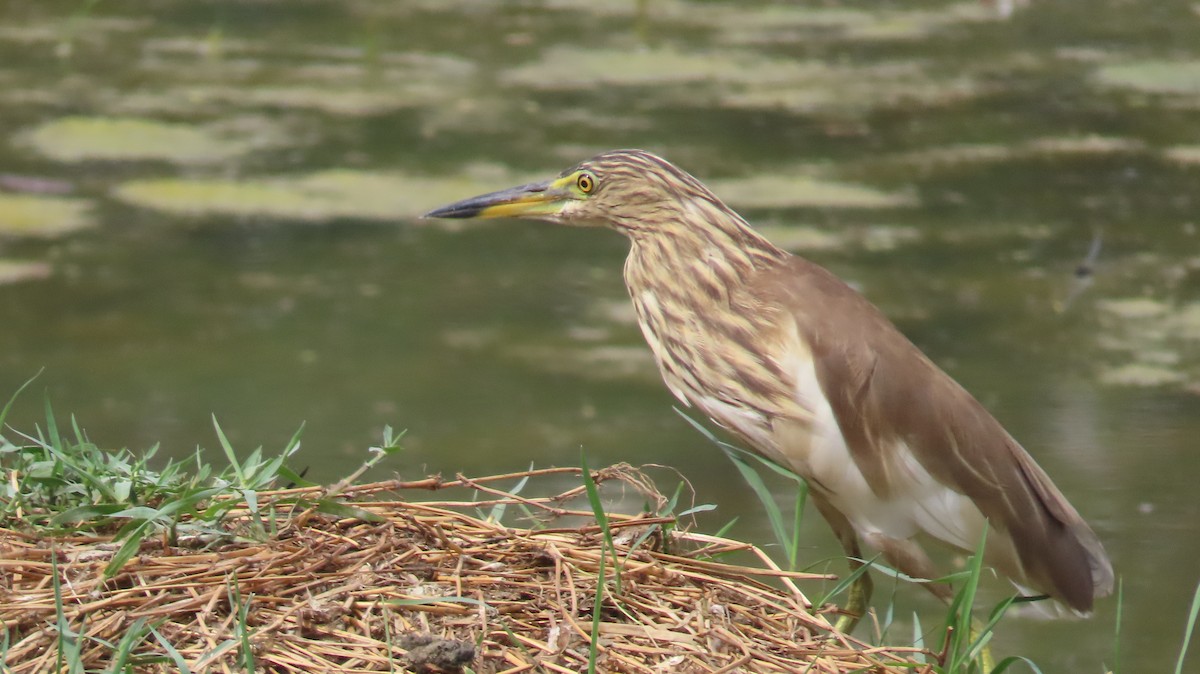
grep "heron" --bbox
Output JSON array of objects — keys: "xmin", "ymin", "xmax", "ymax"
[{"xmin": 425, "ymin": 149, "xmax": 1113, "ymax": 631}]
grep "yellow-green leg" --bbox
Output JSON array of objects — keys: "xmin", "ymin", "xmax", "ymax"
[
  {"xmin": 813, "ymin": 492, "xmax": 999, "ymax": 668},
  {"xmin": 969, "ymin": 618, "xmax": 997, "ymax": 672},
  {"xmin": 834, "ymin": 556, "xmax": 875, "ymax": 633},
  {"xmin": 813, "ymin": 496, "xmax": 874, "ymax": 634}
]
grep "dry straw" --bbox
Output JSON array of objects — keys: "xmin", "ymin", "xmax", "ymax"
[{"xmin": 0, "ymin": 464, "xmax": 931, "ymax": 673}]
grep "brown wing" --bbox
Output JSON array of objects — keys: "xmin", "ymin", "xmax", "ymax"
[{"xmin": 758, "ymin": 257, "xmax": 1113, "ymax": 611}]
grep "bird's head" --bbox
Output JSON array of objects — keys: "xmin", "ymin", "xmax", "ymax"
[{"xmin": 424, "ymin": 149, "xmax": 724, "ymax": 234}]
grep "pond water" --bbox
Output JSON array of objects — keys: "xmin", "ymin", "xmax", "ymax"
[{"xmin": 2, "ymin": 1, "xmax": 1199, "ymax": 670}]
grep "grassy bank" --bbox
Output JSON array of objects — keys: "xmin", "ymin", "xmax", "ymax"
[{"xmin": 1, "ymin": 387, "xmax": 1195, "ymax": 673}]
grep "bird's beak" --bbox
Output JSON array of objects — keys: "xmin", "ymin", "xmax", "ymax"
[{"xmin": 424, "ymin": 176, "xmax": 572, "ymax": 220}]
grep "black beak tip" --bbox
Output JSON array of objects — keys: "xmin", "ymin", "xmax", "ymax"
[{"xmin": 423, "ymin": 204, "xmax": 472, "ymax": 219}]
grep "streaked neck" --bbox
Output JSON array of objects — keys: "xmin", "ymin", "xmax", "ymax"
[{"xmin": 621, "ymin": 199, "xmax": 787, "ymax": 298}]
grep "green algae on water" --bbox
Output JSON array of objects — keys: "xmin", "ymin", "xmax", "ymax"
[
  {"xmin": 839, "ymin": 3, "xmax": 998, "ymax": 41},
  {"xmin": 1024, "ymin": 135, "xmax": 1145, "ymax": 156},
  {"xmin": 1098, "ymin": 363, "xmax": 1187, "ymax": 387},
  {"xmin": 112, "ymin": 169, "xmax": 545, "ymax": 223},
  {"xmin": 1094, "ymin": 60, "xmax": 1200, "ymax": 95},
  {"xmin": 1097, "ymin": 297, "xmax": 1171, "ymax": 320},
  {"xmin": 875, "ymin": 136, "xmax": 1146, "ymax": 176},
  {"xmin": 503, "ymin": 47, "xmax": 983, "ymax": 115},
  {"xmin": 711, "ymin": 174, "xmax": 917, "ymax": 210},
  {"xmin": 501, "ymin": 46, "xmax": 814, "ymax": 90},
  {"xmin": 1094, "ymin": 297, "xmax": 1200, "ymax": 389},
  {"xmin": 21, "ymin": 116, "xmax": 260, "ymax": 164},
  {"xmin": 1164, "ymin": 146, "xmax": 1200, "ymax": 165},
  {"xmin": 718, "ymin": 60, "xmax": 984, "ymax": 116},
  {"xmin": 0, "ymin": 193, "xmax": 93, "ymax": 238},
  {"xmin": 753, "ymin": 224, "xmax": 922, "ymax": 252},
  {"xmin": 0, "ymin": 259, "xmax": 52, "ymax": 284},
  {"xmin": 753, "ymin": 226, "xmax": 843, "ymax": 252},
  {"xmin": 161, "ymin": 84, "xmax": 438, "ymax": 117},
  {"xmin": 503, "ymin": 343, "xmax": 658, "ymax": 382}
]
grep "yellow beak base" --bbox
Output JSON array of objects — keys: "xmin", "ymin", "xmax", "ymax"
[{"xmin": 424, "ymin": 178, "xmax": 571, "ymax": 220}]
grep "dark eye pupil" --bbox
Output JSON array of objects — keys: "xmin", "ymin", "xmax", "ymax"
[{"xmin": 579, "ymin": 175, "xmax": 592, "ymax": 191}]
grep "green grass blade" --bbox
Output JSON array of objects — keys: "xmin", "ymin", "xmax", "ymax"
[
  {"xmin": 713, "ymin": 517, "xmax": 738, "ymax": 539},
  {"xmin": 1112, "ymin": 577, "xmax": 1124, "ymax": 674},
  {"xmin": 43, "ymin": 395, "xmax": 62, "ymax": 454},
  {"xmin": 382, "ymin": 606, "xmax": 397, "ymax": 672},
  {"xmin": 50, "ymin": 504, "xmax": 128, "ymax": 525},
  {"xmin": 52, "ymin": 554, "xmax": 85, "ymax": 674},
  {"xmin": 0, "ymin": 625, "xmax": 11, "ymax": 672},
  {"xmin": 228, "ymin": 577, "xmax": 256, "ymax": 671},
  {"xmin": 0, "ymin": 370, "xmax": 40, "ymax": 431},
  {"xmin": 282, "ymin": 421, "xmax": 305, "ymax": 455},
  {"xmin": 588, "ymin": 538, "xmax": 606, "ymax": 674},
  {"xmin": 677, "ymin": 504, "xmax": 716, "ymax": 517},
  {"xmin": 106, "ymin": 617, "xmax": 151, "ymax": 673},
  {"xmin": 212, "ymin": 416, "xmax": 245, "ymax": 485},
  {"xmin": 149, "ymin": 626, "xmax": 195, "ymax": 674},
  {"xmin": 911, "ymin": 611, "xmax": 926, "ymax": 665},
  {"xmin": 790, "ymin": 479, "xmax": 807, "ymax": 569},
  {"xmin": 104, "ymin": 519, "xmax": 154, "ymax": 578},
  {"xmin": 276, "ymin": 463, "xmax": 315, "ymax": 488},
  {"xmin": 944, "ymin": 527, "xmax": 988, "ymax": 671},
  {"xmin": 315, "ymin": 498, "xmax": 384, "ymax": 522},
  {"xmin": 990, "ymin": 655, "xmax": 1045, "ymax": 673},
  {"xmin": 487, "ymin": 464, "xmax": 532, "ymax": 524},
  {"xmin": 1174, "ymin": 578, "xmax": 1200, "ymax": 674},
  {"xmin": 69, "ymin": 414, "xmax": 88, "ymax": 452},
  {"xmin": 725, "ymin": 450, "xmax": 792, "ymax": 557},
  {"xmin": 675, "ymin": 409, "xmax": 805, "ymax": 567},
  {"xmin": 815, "ymin": 555, "xmax": 877, "ymax": 608},
  {"xmin": 678, "ymin": 409, "xmax": 802, "ymax": 483},
  {"xmin": 580, "ymin": 449, "xmax": 621, "ymax": 593},
  {"xmin": 967, "ymin": 594, "xmax": 1018, "ymax": 664}
]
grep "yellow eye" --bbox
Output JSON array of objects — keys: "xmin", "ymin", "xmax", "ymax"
[{"xmin": 576, "ymin": 172, "xmax": 595, "ymax": 194}]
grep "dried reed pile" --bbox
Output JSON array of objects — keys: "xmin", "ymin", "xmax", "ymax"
[{"xmin": 0, "ymin": 464, "xmax": 932, "ymax": 673}]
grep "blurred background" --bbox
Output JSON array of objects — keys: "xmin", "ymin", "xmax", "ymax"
[{"xmin": 1, "ymin": 0, "xmax": 1199, "ymax": 670}]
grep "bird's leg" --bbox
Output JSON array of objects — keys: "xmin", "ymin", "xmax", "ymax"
[
  {"xmin": 969, "ymin": 620, "xmax": 997, "ymax": 673},
  {"xmin": 836, "ymin": 555, "xmax": 874, "ymax": 634},
  {"xmin": 863, "ymin": 533, "xmax": 997, "ymax": 670},
  {"xmin": 812, "ymin": 496, "xmax": 873, "ymax": 633}
]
